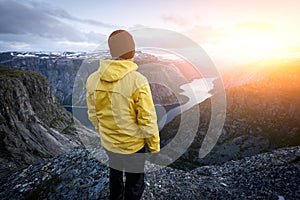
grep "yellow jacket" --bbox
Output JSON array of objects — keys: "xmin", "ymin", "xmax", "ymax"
[{"xmin": 86, "ymin": 59, "xmax": 160, "ymax": 154}]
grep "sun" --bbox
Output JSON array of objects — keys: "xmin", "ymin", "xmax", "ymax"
[
  {"xmin": 196, "ymin": 21, "xmax": 297, "ymax": 66},
  {"xmin": 221, "ymin": 31, "xmax": 281, "ymax": 62}
]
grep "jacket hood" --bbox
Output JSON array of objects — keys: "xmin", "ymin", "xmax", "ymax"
[{"xmin": 99, "ymin": 60, "xmax": 138, "ymax": 82}]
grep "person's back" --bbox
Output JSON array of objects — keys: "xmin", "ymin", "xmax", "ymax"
[
  {"xmin": 86, "ymin": 30, "xmax": 160, "ymax": 200},
  {"xmin": 93, "ymin": 59, "xmax": 160, "ymax": 154}
]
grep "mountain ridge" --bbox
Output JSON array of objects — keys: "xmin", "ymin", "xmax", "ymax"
[
  {"xmin": 163, "ymin": 59, "xmax": 300, "ymax": 169},
  {"xmin": 223, "ymin": 57, "xmax": 300, "ymax": 88}
]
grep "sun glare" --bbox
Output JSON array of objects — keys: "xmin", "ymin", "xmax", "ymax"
[{"xmin": 212, "ymin": 27, "xmax": 287, "ymax": 65}]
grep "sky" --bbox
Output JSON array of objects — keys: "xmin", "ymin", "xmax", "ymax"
[{"xmin": 0, "ymin": 0, "xmax": 300, "ymax": 68}]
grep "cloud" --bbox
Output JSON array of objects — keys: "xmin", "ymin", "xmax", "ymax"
[
  {"xmin": 0, "ymin": 1, "xmax": 111, "ymax": 40},
  {"xmin": 56, "ymin": 41, "xmax": 98, "ymax": 48},
  {"xmin": 183, "ymin": 21, "xmax": 276, "ymax": 46},
  {"xmin": 0, "ymin": 1, "xmax": 53, "ymax": 35},
  {"xmin": 183, "ymin": 25, "xmax": 226, "ymax": 44},
  {"xmin": 129, "ymin": 24, "xmax": 149, "ymax": 31},
  {"xmin": 0, "ymin": 40, "xmax": 31, "ymax": 51},
  {"xmin": 0, "ymin": 35, "xmax": 99, "ymax": 52},
  {"xmin": 0, "ymin": 0, "xmax": 108, "ymax": 51},
  {"xmin": 161, "ymin": 14, "xmax": 190, "ymax": 27},
  {"xmin": 27, "ymin": 1, "xmax": 117, "ymax": 29}
]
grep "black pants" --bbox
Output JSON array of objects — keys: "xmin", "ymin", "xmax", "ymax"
[{"xmin": 106, "ymin": 147, "xmax": 145, "ymax": 200}]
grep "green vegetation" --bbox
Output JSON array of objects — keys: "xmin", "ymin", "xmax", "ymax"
[
  {"xmin": 50, "ymin": 116, "xmax": 63, "ymax": 128},
  {"xmin": 0, "ymin": 66, "xmax": 47, "ymax": 82}
]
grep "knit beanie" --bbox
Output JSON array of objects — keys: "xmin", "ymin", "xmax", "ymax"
[{"xmin": 108, "ymin": 30, "xmax": 135, "ymax": 59}]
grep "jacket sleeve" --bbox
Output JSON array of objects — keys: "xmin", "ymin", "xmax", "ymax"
[
  {"xmin": 134, "ymin": 83, "xmax": 160, "ymax": 153},
  {"xmin": 86, "ymin": 76, "xmax": 99, "ymax": 132}
]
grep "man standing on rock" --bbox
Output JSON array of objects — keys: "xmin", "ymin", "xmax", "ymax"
[{"xmin": 86, "ymin": 30, "xmax": 160, "ymax": 200}]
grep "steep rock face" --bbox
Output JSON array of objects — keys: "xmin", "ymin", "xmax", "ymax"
[
  {"xmin": 0, "ymin": 52, "xmax": 86, "ymax": 105},
  {"xmin": 0, "ymin": 67, "xmax": 94, "ymax": 168}
]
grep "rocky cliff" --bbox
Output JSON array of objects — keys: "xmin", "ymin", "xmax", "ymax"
[
  {"xmin": 0, "ymin": 145, "xmax": 299, "ymax": 199},
  {"xmin": 0, "ymin": 66, "xmax": 96, "ymax": 171},
  {"xmin": 0, "ymin": 52, "xmax": 88, "ymax": 105}
]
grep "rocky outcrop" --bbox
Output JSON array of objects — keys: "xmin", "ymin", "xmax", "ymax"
[
  {"xmin": 0, "ymin": 146, "xmax": 299, "ymax": 199},
  {"xmin": 0, "ymin": 52, "xmax": 88, "ymax": 105},
  {"xmin": 0, "ymin": 67, "xmax": 96, "ymax": 170}
]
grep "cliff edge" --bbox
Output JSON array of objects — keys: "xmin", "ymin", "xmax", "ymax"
[{"xmin": 0, "ymin": 66, "xmax": 95, "ymax": 171}]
